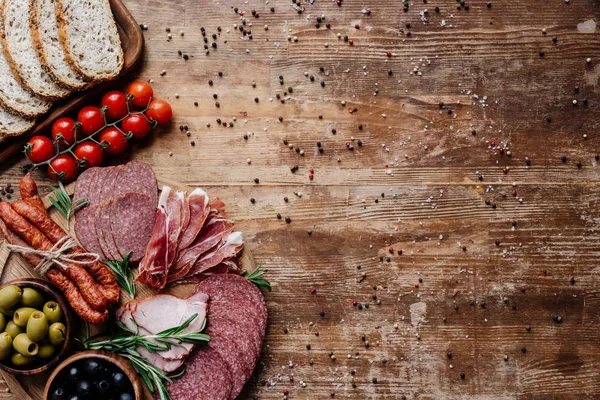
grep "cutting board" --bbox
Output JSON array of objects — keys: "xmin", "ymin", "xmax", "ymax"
[
  {"xmin": 0, "ymin": 0, "xmax": 144, "ymax": 161},
  {"xmin": 0, "ymin": 176, "xmax": 256, "ymax": 400}
]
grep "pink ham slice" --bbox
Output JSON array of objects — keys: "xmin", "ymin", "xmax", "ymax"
[
  {"xmin": 177, "ymin": 188, "xmax": 209, "ymax": 251},
  {"xmin": 175, "ymin": 232, "xmax": 243, "ymax": 283},
  {"xmin": 168, "ymin": 216, "xmax": 234, "ymax": 283}
]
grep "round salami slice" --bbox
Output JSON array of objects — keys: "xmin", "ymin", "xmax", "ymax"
[
  {"xmin": 207, "ymin": 332, "xmax": 252, "ymax": 399},
  {"xmin": 86, "ymin": 167, "xmax": 112, "ymax": 205},
  {"xmin": 98, "ymin": 164, "xmax": 123, "ymax": 204},
  {"xmin": 112, "ymin": 161, "xmax": 158, "ymax": 207},
  {"xmin": 109, "ymin": 193, "xmax": 156, "ymax": 262},
  {"xmin": 161, "ymin": 346, "xmax": 232, "ymax": 400},
  {"xmin": 73, "ymin": 167, "xmax": 98, "ymax": 205},
  {"xmin": 74, "ymin": 206, "xmax": 106, "ymax": 259},
  {"xmin": 207, "ymin": 314, "xmax": 263, "ymax": 371},
  {"xmin": 95, "ymin": 200, "xmax": 121, "ymax": 260}
]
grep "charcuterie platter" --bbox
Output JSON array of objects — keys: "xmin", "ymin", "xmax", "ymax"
[{"xmin": 0, "ymin": 168, "xmax": 267, "ymax": 400}]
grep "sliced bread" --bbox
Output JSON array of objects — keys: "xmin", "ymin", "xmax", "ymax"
[
  {"xmin": 30, "ymin": 0, "xmax": 89, "ymax": 91},
  {"xmin": 0, "ymin": 35, "xmax": 51, "ymax": 118},
  {"xmin": 0, "ymin": 104, "xmax": 35, "ymax": 143},
  {"xmin": 0, "ymin": 0, "xmax": 70, "ymax": 100},
  {"xmin": 55, "ymin": 0, "xmax": 123, "ymax": 82}
]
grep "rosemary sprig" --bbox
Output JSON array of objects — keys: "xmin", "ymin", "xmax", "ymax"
[
  {"xmin": 48, "ymin": 181, "xmax": 88, "ymax": 230},
  {"xmin": 103, "ymin": 252, "xmax": 136, "ymax": 298},
  {"xmin": 83, "ymin": 314, "xmax": 209, "ymax": 400},
  {"xmin": 244, "ymin": 265, "xmax": 272, "ymax": 291}
]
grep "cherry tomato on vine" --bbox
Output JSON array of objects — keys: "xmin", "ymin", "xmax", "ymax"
[
  {"xmin": 51, "ymin": 118, "xmax": 77, "ymax": 148},
  {"xmin": 74, "ymin": 141, "xmax": 104, "ymax": 168},
  {"xmin": 146, "ymin": 99, "xmax": 172, "ymax": 124},
  {"xmin": 78, "ymin": 106, "xmax": 105, "ymax": 136},
  {"xmin": 121, "ymin": 114, "xmax": 151, "ymax": 139},
  {"xmin": 99, "ymin": 127, "xmax": 129, "ymax": 155},
  {"xmin": 48, "ymin": 154, "xmax": 79, "ymax": 183},
  {"xmin": 101, "ymin": 91, "xmax": 129, "ymax": 120},
  {"xmin": 127, "ymin": 81, "xmax": 153, "ymax": 108},
  {"xmin": 25, "ymin": 136, "xmax": 55, "ymax": 164}
]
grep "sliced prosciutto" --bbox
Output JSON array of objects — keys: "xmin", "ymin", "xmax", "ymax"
[
  {"xmin": 177, "ymin": 188, "xmax": 209, "ymax": 251},
  {"xmin": 168, "ymin": 216, "xmax": 235, "ymax": 283},
  {"xmin": 180, "ymin": 232, "xmax": 244, "ymax": 281},
  {"xmin": 135, "ymin": 205, "xmax": 168, "ymax": 288}
]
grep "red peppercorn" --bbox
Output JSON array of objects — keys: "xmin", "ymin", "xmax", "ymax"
[
  {"xmin": 349, "ymin": 39, "xmax": 354, "ymax": 45},
  {"xmin": 289, "ymin": 376, "xmax": 294, "ymax": 382},
  {"xmin": 281, "ymin": 99, "xmax": 285, "ymax": 104},
  {"xmin": 310, "ymin": 168, "xmax": 314, "ymax": 174},
  {"xmin": 309, "ymin": 173, "xmax": 314, "ymax": 180},
  {"xmin": 311, "ymin": 288, "xmax": 317, "ymax": 294},
  {"xmin": 386, "ymin": 51, "xmax": 392, "ymax": 57},
  {"xmin": 397, "ymin": 249, "xmax": 403, "ymax": 255},
  {"xmin": 415, "ymin": 283, "xmax": 420, "ymax": 288},
  {"xmin": 355, "ymin": 24, "xmax": 360, "ymax": 29},
  {"xmin": 499, "ymin": 148, "xmax": 504, "ymax": 154},
  {"xmin": 503, "ymin": 167, "xmax": 508, "ymax": 174},
  {"xmin": 222, "ymin": 122, "xmax": 227, "ymax": 127},
  {"xmin": 388, "ymin": 247, "xmax": 394, "ymax": 254},
  {"xmin": 283, "ymin": 389, "xmax": 289, "ymax": 395},
  {"xmin": 512, "ymin": 189, "xmax": 518, "ymax": 197}
]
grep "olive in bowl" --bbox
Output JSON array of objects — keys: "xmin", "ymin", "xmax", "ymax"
[
  {"xmin": 0, "ymin": 279, "xmax": 72, "ymax": 375},
  {"xmin": 45, "ymin": 350, "xmax": 144, "ymax": 400}
]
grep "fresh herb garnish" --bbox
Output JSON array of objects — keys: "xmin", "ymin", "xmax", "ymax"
[
  {"xmin": 82, "ymin": 314, "xmax": 210, "ymax": 400},
  {"xmin": 244, "ymin": 265, "xmax": 272, "ymax": 291},
  {"xmin": 48, "ymin": 181, "xmax": 88, "ymax": 230},
  {"xmin": 103, "ymin": 252, "xmax": 136, "ymax": 298}
]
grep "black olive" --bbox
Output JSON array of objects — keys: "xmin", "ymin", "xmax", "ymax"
[
  {"xmin": 112, "ymin": 371, "xmax": 128, "ymax": 390},
  {"xmin": 69, "ymin": 396, "xmax": 81, "ymax": 400},
  {"xmin": 97, "ymin": 380, "xmax": 111, "ymax": 394},
  {"xmin": 67, "ymin": 366, "xmax": 82, "ymax": 383},
  {"xmin": 49, "ymin": 388, "xmax": 68, "ymax": 400},
  {"xmin": 120, "ymin": 394, "xmax": 134, "ymax": 400},
  {"xmin": 83, "ymin": 359, "xmax": 101, "ymax": 376},
  {"xmin": 76, "ymin": 381, "xmax": 91, "ymax": 396}
]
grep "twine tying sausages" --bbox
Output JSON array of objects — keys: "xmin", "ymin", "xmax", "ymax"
[{"xmin": 6, "ymin": 236, "xmax": 100, "ymax": 276}]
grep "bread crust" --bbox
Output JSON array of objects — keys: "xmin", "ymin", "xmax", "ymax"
[
  {"xmin": 0, "ymin": 111, "xmax": 35, "ymax": 143},
  {"xmin": 55, "ymin": 0, "xmax": 124, "ymax": 83},
  {"xmin": 29, "ymin": 0, "xmax": 90, "ymax": 91},
  {"xmin": 0, "ymin": 0, "xmax": 67, "ymax": 101}
]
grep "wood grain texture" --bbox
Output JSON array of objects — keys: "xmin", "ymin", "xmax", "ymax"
[{"xmin": 1, "ymin": 0, "xmax": 599, "ymax": 398}]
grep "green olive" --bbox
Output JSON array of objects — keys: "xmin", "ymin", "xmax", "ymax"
[
  {"xmin": 37, "ymin": 343, "xmax": 55, "ymax": 359},
  {"xmin": 0, "ymin": 332, "xmax": 12, "ymax": 361},
  {"xmin": 26, "ymin": 311, "xmax": 48, "ymax": 342},
  {"xmin": 0, "ymin": 313, "xmax": 6, "ymax": 333},
  {"xmin": 48, "ymin": 323, "xmax": 66, "ymax": 347},
  {"xmin": 10, "ymin": 352, "xmax": 35, "ymax": 367},
  {"xmin": 0, "ymin": 286, "xmax": 22, "ymax": 310},
  {"xmin": 13, "ymin": 333, "xmax": 38, "ymax": 356},
  {"xmin": 42, "ymin": 301, "xmax": 63, "ymax": 324},
  {"xmin": 0, "ymin": 306, "xmax": 18, "ymax": 317},
  {"xmin": 13, "ymin": 307, "xmax": 36, "ymax": 327},
  {"xmin": 4, "ymin": 321, "xmax": 22, "ymax": 339},
  {"xmin": 20, "ymin": 288, "xmax": 44, "ymax": 308}
]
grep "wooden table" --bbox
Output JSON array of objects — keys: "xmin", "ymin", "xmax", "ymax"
[{"xmin": 1, "ymin": 0, "xmax": 599, "ymax": 398}]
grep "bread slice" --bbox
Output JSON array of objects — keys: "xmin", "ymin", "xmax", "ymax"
[
  {"xmin": 30, "ymin": 0, "xmax": 89, "ymax": 91},
  {"xmin": 0, "ymin": 104, "xmax": 35, "ymax": 143},
  {"xmin": 0, "ymin": 35, "xmax": 51, "ymax": 118},
  {"xmin": 55, "ymin": 0, "xmax": 123, "ymax": 82},
  {"xmin": 0, "ymin": 0, "xmax": 70, "ymax": 100}
]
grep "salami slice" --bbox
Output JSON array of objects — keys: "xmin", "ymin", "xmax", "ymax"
[
  {"xmin": 73, "ymin": 167, "xmax": 98, "ymax": 205},
  {"xmin": 204, "ymin": 285, "xmax": 268, "ymax": 336},
  {"xmin": 109, "ymin": 193, "xmax": 156, "ymax": 262},
  {"xmin": 74, "ymin": 206, "xmax": 106, "ymax": 259},
  {"xmin": 207, "ymin": 314, "xmax": 263, "ymax": 368},
  {"xmin": 112, "ymin": 161, "xmax": 158, "ymax": 206},
  {"xmin": 161, "ymin": 346, "xmax": 232, "ymax": 400},
  {"xmin": 207, "ymin": 333, "xmax": 252, "ymax": 399},
  {"xmin": 95, "ymin": 200, "xmax": 120, "ymax": 260},
  {"xmin": 87, "ymin": 166, "xmax": 112, "ymax": 205},
  {"xmin": 98, "ymin": 164, "xmax": 123, "ymax": 204}
]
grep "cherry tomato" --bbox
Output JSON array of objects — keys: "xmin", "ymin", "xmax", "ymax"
[
  {"xmin": 48, "ymin": 154, "xmax": 79, "ymax": 183},
  {"xmin": 121, "ymin": 114, "xmax": 151, "ymax": 139},
  {"xmin": 51, "ymin": 118, "xmax": 77, "ymax": 148},
  {"xmin": 74, "ymin": 141, "xmax": 104, "ymax": 168},
  {"xmin": 146, "ymin": 99, "xmax": 172, "ymax": 124},
  {"xmin": 99, "ymin": 127, "xmax": 128, "ymax": 155},
  {"xmin": 78, "ymin": 106, "xmax": 105, "ymax": 136},
  {"xmin": 101, "ymin": 91, "xmax": 129, "ymax": 120},
  {"xmin": 127, "ymin": 81, "xmax": 153, "ymax": 108},
  {"xmin": 25, "ymin": 136, "xmax": 55, "ymax": 164}
]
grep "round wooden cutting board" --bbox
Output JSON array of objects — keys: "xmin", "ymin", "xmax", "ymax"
[{"xmin": 0, "ymin": 176, "xmax": 255, "ymax": 400}]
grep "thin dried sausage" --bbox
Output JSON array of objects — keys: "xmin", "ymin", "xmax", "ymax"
[
  {"xmin": 0, "ymin": 202, "xmax": 107, "ymax": 312},
  {"xmin": 19, "ymin": 173, "xmax": 45, "ymax": 213}
]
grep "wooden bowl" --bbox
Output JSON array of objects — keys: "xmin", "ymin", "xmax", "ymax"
[
  {"xmin": 44, "ymin": 350, "xmax": 144, "ymax": 400},
  {"xmin": 0, "ymin": 278, "xmax": 73, "ymax": 375}
]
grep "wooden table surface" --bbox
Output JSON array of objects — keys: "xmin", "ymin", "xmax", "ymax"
[{"xmin": 1, "ymin": 0, "xmax": 599, "ymax": 399}]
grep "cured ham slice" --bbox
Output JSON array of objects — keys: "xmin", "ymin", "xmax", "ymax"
[
  {"xmin": 168, "ymin": 216, "xmax": 235, "ymax": 283},
  {"xmin": 135, "ymin": 205, "xmax": 168, "ymax": 288},
  {"xmin": 177, "ymin": 188, "xmax": 209, "ymax": 251},
  {"xmin": 180, "ymin": 232, "xmax": 244, "ymax": 281}
]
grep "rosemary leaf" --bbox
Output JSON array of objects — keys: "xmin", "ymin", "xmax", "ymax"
[
  {"xmin": 245, "ymin": 264, "xmax": 272, "ymax": 291},
  {"xmin": 48, "ymin": 181, "xmax": 89, "ymax": 231},
  {"xmin": 103, "ymin": 252, "xmax": 136, "ymax": 298}
]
